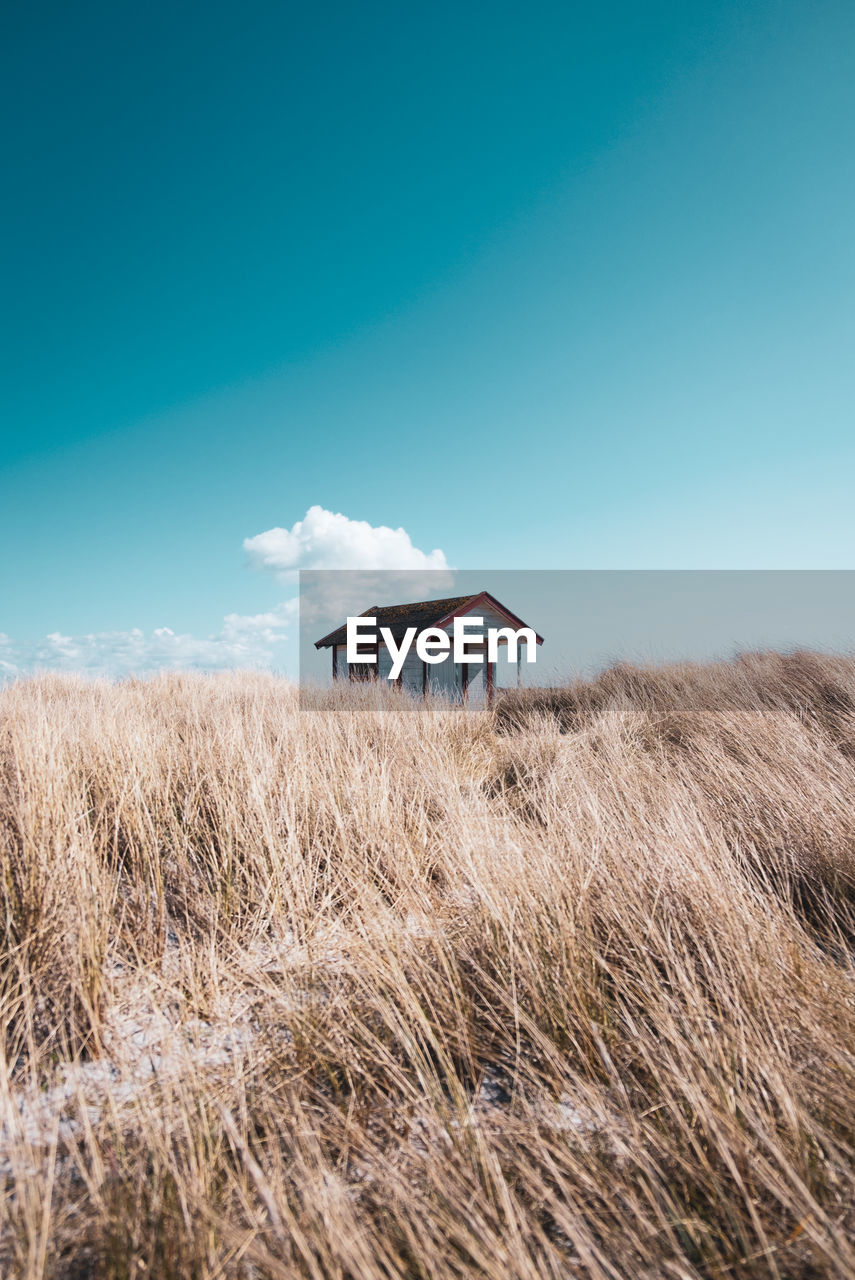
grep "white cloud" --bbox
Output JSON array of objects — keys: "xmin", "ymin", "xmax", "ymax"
[
  {"xmin": 220, "ymin": 599, "xmax": 299, "ymax": 644},
  {"xmin": 0, "ymin": 605, "xmax": 297, "ymax": 682},
  {"xmin": 243, "ymin": 505, "xmax": 454, "ymax": 630},
  {"xmin": 244, "ymin": 505, "xmax": 449, "ymax": 581}
]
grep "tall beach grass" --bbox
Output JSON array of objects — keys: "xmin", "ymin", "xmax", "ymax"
[{"xmin": 0, "ymin": 652, "xmax": 854, "ymax": 1278}]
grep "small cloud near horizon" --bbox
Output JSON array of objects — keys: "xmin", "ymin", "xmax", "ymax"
[{"xmin": 0, "ymin": 607, "xmax": 298, "ymax": 681}]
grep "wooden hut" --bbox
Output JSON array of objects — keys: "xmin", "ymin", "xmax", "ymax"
[{"xmin": 315, "ymin": 591, "xmax": 543, "ymax": 705}]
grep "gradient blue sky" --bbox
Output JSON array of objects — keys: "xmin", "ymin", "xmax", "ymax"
[{"xmin": 2, "ymin": 0, "xmax": 854, "ymax": 675}]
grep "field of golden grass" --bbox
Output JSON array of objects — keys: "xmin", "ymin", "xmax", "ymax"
[{"xmin": 1, "ymin": 652, "xmax": 854, "ymax": 1279}]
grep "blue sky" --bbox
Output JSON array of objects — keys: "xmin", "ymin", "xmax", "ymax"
[{"xmin": 2, "ymin": 0, "xmax": 854, "ymax": 676}]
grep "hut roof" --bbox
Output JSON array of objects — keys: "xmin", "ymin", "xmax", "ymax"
[{"xmin": 314, "ymin": 592, "xmax": 543, "ymax": 648}]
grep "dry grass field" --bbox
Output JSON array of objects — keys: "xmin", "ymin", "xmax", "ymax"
[{"xmin": 1, "ymin": 652, "xmax": 854, "ymax": 1279}]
